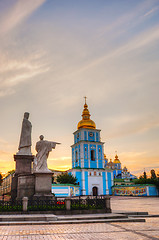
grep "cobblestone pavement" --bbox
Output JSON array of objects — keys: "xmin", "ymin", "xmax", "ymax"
[
  {"xmin": 0, "ymin": 197, "xmax": 158, "ymax": 240},
  {"xmin": 0, "ymin": 218, "xmax": 159, "ymax": 240},
  {"xmin": 111, "ymin": 196, "xmax": 159, "ymax": 214}
]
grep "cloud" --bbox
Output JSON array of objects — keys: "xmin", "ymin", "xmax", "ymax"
[
  {"xmin": 104, "ymin": 115, "xmax": 159, "ymax": 139},
  {"xmin": 90, "ymin": 25, "xmax": 159, "ymax": 72},
  {"xmin": 0, "ymin": 0, "xmax": 46, "ymax": 35},
  {"xmin": 144, "ymin": 6, "xmax": 159, "ymax": 17},
  {"xmin": 99, "ymin": 0, "xmax": 158, "ymax": 38},
  {"xmin": 0, "ymin": 50, "xmax": 50, "ymax": 97}
]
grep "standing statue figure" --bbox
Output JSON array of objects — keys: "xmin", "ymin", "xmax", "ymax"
[
  {"xmin": 34, "ymin": 135, "xmax": 60, "ymax": 172},
  {"xmin": 17, "ymin": 112, "xmax": 32, "ymax": 155}
]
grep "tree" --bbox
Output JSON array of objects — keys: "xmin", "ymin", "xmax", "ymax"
[
  {"xmin": 151, "ymin": 169, "xmax": 156, "ymax": 179},
  {"xmin": 143, "ymin": 171, "xmax": 147, "ymax": 180},
  {"xmin": 0, "ymin": 173, "xmax": 3, "ymax": 186},
  {"xmin": 57, "ymin": 173, "xmax": 77, "ymax": 185}
]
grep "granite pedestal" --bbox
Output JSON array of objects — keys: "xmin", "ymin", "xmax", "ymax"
[
  {"xmin": 14, "ymin": 154, "xmax": 34, "ymax": 175},
  {"xmin": 17, "ymin": 174, "xmax": 35, "ymax": 200},
  {"xmin": 33, "ymin": 172, "xmax": 54, "ymax": 200},
  {"xmin": 11, "ymin": 154, "xmax": 34, "ymax": 200}
]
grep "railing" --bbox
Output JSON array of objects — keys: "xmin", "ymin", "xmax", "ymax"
[
  {"xmin": 0, "ymin": 195, "xmax": 111, "ymax": 212},
  {"xmin": 0, "ymin": 200, "xmax": 22, "ymax": 212},
  {"xmin": 27, "ymin": 199, "xmax": 65, "ymax": 211},
  {"xmin": 71, "ymin": 196, "xmax": 106, "ymax": 210}
]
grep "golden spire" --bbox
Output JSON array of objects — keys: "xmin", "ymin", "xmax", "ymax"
[
  {"xmin": 84, "ymin": 96, "xmax": 87, "ymax": 104},
  {"xmin": 113, "ymin": 151, "xmax": 121, "ymax": 163},
  {"xmin": 77, "ymin": 97, "xmax": 96, "ymax": 130}
]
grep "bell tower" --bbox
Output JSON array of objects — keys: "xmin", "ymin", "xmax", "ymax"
[{"xmin": 71, "ymin": 98, "xmax": 104, "ymax": 169}]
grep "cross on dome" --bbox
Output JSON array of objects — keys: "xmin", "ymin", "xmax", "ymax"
[{"xmin": 77, "ymin": 98, "xmax": 96, "ymax": 130}]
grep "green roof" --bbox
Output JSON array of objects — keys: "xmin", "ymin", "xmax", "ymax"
[{"xmin": 52, "ymin": 183, "xmax": 79, "ymax": 187}]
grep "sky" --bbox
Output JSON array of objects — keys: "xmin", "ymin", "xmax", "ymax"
[{"xmin": 0, "ymin": 0, "xmax": 159, "ymax": 176}]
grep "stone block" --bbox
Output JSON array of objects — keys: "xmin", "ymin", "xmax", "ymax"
[
  {"xmin": 11, "ymin": 175, "xmax": 18, "ymax": 201},
  {"xmin": 33, "ymin": 172, "xmax": 54, "ymax": 200},
  {"xmin": 14, "ymin": 154, "xmax": 34, "ymax": 175},
  {"xmin": 17, "ymin": 174, "xmax": 35, "ymax": 200}
]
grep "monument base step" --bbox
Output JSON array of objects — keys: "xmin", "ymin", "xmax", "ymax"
[
  {"xmin": 0, "ymin": 213, "xmax": 146, "ymax": 225},
  {"xmin": 0, "ymin": 218, "xmax": 145, "ymax": 225}
]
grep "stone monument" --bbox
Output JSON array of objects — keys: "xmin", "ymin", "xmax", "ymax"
[
  {"xmin": 33, "ymin": 135, "xmax": 60, "ymax": 200},
  {"xmin": 11, "ymin": 113, "xmax": 61, "ymax": 201},
  {"xmin": 11, "ymin": 112, "xmax": 34, "ymax": 200}
]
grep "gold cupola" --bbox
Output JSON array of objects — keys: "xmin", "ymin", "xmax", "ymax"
[
  {"xmin": 113, "ymin": 154, "xmax": 121, "ymax": 164},
  {"xmin": 77, "ymin": 97, "xmax": 96, "ymax": 130}
]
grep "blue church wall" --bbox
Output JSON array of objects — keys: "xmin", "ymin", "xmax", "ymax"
[
  {"xmin": 96, "ymin": 132, "xmax": 99, "ymax": 142},
  {"xmin": 114, "ymin": 163, "xmax": 121, "ymax": 169},
  {"xmin": 98, "ymin": 145, "xmax": 103, "ymax": 168},
  {"xmin": 73, "ymin": 146, "xmax": 81, "ymax": 168},
  {"xmin": 102, "ymin": 172, "xmax": 106, "ymax": 195},
  {"xmin": 84, "ymin": 144, "xmax": 88, "ymax": 168},
  {"xmin": 108, "ymin": 172, "xmax": 112, "ymax": 195},
  {"xmin": 104, "ymin": 159, "xmax": 108, "ymax": 168},
  {"xmin": 72, "ymin": 148, "xmax": 75, "ymax": 168},
  {"xmin": 78, "ymin": 145, "xmax": 81, "ymax": 167},
  {"xmin": 113, "ymin": 169, "xmax": 122, "ymax": 178},
  {"xmin": 75, "ymin": 171, "xmax": 82, "ymax": 195},
  {"xmin": 84, "ymin": 131, "xmax": 87, "ymax": 141},
  {"xmin": 85, "ymin": 171, "xmax": 88, "ymax": 195},
  {"xmin": 74, "ymin": 132, "xmax": 81, "ymax": 144},
  {"xmin": 74, "ymin": 135, "xmax": 76, "ymax": 144},
  {"xmin": 90, "ymin": 144, "xmax": 97, "ymax": 168},
  {"xmin": 76, "ymin": 132, "xmax": 81, "ymax": 143},
  {"xmin": 113, "ymin": 170, "xmax": 116, "ymax": 177},
  {"xmin": 149, "ymin": 186, "xmax": 158, "ymax": 196},
  {"xmin": 88, "ymin": 131, "xmax": 95, "ymax": 142}
]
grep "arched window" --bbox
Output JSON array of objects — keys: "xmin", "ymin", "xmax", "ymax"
[
  {"xmin": 91, "ymin": 150, "xmax": 95, "ymax": 161},
  {"xmin": 92, "ymin": 186, "xmax": 98, "ymax": 196},
  {"xmin": 75, "ymin": 151, "xmax": 78, "ymax": 162}
]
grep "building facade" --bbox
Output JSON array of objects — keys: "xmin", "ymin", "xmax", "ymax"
[
  {"xmin": 0, "ymin": 171, "xmax": 14, "ymax": 198},
  {"xmin": 68, "ymin": 99, "xmax": 113, "ymax": 195}
]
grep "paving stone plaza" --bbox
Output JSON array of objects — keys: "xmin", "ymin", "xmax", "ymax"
[{"xmin": 0, "ymin": 197, "xmax": 159, "ymax": 240}]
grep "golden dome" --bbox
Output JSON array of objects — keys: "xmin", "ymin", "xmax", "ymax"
[
  {"xmin": 113, "ymin": 154, "xmax": 121, "ymax": 164},
  {"xmin": 77, "ymin": 98, "xmax": 96, "ymax": 130}
]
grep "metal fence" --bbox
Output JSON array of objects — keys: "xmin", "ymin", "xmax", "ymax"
[
  {"xmin": 0, "ymin": 200, "xmax": 22, "ymax": 212},
  {"xmin": 71, "ymin": 196, "xmax": 106, "ymax": 210},
  {"xmin": 0, "ymin": 195, "xmax": 109, "ymax": 212},
  {"xmin": 27, "ymin": 199, "xmax": 65, "ymax": 211}
]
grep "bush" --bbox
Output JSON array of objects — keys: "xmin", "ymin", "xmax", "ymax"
[{"xmin": 57, "ymin": 173, "xmax": 77, "ymax": 185}]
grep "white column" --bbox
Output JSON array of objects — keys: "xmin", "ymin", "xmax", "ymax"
[
  {"xmin": 102, "ymin": 145, "xmax": 104, "ymax": 168},
  {"xmin": 81, "ymin": 130, "xmax": 84, "ymax": 141},
  {"xmin": 82, "ymin": 170, "xmax": 86, "ymax": 195},
  {"xmin": 88, "ymin": 145, "xmax": 90, "ymax": 168},
  {"xmin": 111, "ymin": 171, "xmax": 114, "ymax": 187},
  {"xmin": 96, "ymin": 145, "xmax": 99, "ymax": 168},
  {"xmin": 80, "ymin": 143, "xmax": 84, "ymax": 168},
  {"xmin": 106, "ymin": 172, "xmax": 109, "ymax": 195}
]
